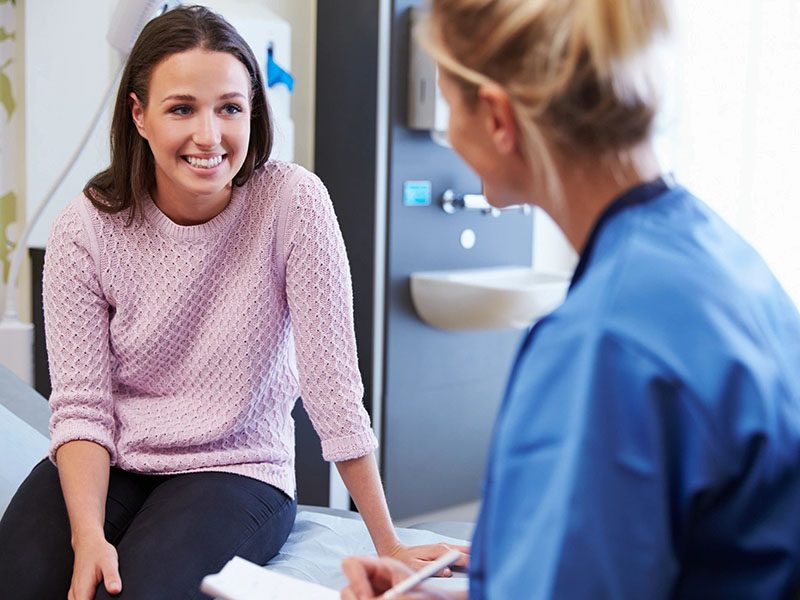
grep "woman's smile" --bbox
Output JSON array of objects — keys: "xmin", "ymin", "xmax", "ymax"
[{"xmin": 183, "ymin": 154, "xmax": 226, "ymax": 171}]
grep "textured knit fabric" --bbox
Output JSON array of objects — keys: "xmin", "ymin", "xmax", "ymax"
[
  {"xmin": 469, "ymin": 184, "xmax": 800, "ymax": 599},
  {"xmin": 42, "ymin": 160, "xmax": 377, "ymax": 497}
]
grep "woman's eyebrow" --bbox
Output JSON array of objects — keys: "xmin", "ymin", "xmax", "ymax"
[
  {"xmin": 160, "ymin": 92, "xmax": 247, "ymax": 104},
  {"xmin": 219, "ymin": 92, "xmax": 247, "ymax": 100},
  {"xmin": 161, "ymin": 93, "xmax": 196, "ymax": 104}
]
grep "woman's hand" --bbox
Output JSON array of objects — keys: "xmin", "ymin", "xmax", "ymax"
[
  {"xmin": 385, "ymin": 542, "xmax": 470, "ymax": 577},
  {"xmin": 56, "ymin": 441, "xmax": 118, "ymax": 599},
  {"xmin": 334, "ymin": 455, "xmax": 470, "ymax": 578},
  {"xmin": 341, "ymin": 556, "xmax": 459, "ymax": 600},
  {"xmin": 68, "ymin": 533, "xmax": 122, "ymax": 600}
]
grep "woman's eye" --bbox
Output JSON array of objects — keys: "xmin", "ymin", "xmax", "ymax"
[
  {"xmin": 169, "ymin": 105, "xmax": 192, "ymax": 116},
  {"xmin": 222, "ymin": 103, "xmax": 243, "ymax": 115}
]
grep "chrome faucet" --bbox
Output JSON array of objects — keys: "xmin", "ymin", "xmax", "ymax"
[{"xmin": 440, "ymin": 189, "xmax": 531, "ymax": 217}]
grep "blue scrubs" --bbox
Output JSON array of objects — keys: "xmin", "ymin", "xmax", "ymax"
[{"xmin": 470, "ymin": 180, "xmax": 800, "ymax": 599}]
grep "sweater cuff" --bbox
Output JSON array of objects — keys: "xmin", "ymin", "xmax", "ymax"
[
  {"xmin": 322, "ymin": 430, "xmax": 379, "ymax": 462},
  {"xmin": 49, "ymin": 420, "xmax": 117, "ymax": 465}
]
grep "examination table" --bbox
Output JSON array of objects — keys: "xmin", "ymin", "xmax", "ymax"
[{"xmin": 0, "ymin": 364, "xmax": 471, "ymax": 593}]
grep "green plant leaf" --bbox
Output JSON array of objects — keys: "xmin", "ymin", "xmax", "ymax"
[
  {"xmin": 0, "ymin": 69, "xmax": 14, "ymax": 121},
  {"xmin": 0, "ymin": 190, "xmax": 17, "ymax": 282},
  {"xmin": 0, "ymin": 27, "xmax": 15, "ymax": 42}
]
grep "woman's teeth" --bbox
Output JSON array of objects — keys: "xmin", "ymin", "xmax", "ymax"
[{"xmin": 186, "ymin": 155, "xmax": 223, "ymax": 169}]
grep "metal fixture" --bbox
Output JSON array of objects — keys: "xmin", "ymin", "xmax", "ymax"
[{"xmin": 440, "ymin": 189, "xmax": 532, "ymax": 217}]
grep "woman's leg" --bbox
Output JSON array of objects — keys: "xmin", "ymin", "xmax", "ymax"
[
  {"xmin": 0, "ymin": 459, "xmax": 72, "ymax": 598},
  {"xmin": 94, "ymin": 471, "xmax": 296, "ymax": 600},
  {"xmin": 0, "ymin": 459, "xmax": 158, "ymax": 600}
]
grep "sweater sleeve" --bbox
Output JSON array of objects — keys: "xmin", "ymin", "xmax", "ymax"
[
  {"xmin": 283, "ymin": 170, "xmax": 378, "ymax": 462},
  {"xmin": 43, "ymin": 200, "xmax": 117, "ymax": 463}
]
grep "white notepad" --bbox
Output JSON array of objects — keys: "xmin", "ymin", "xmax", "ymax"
[{"xmin": 201, "ymin": 556, "xmax": 340, "ymax": 600}]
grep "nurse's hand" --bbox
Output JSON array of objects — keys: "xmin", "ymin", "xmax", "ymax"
[
  {"xmin": 341, "ymin": 556, "xmax": 461, "ymax": 599},
  {"xmin": 68, "ymin": 534, "xmax": 122, "ymax": 600},
  {"xmin": 385, "ymin": 542, "xmax": 470, "ymax": 577}
]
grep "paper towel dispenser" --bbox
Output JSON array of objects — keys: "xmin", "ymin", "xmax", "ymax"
[{"xmin": 406, "ymin": 7, "xmax": 449, "ymax": 140}]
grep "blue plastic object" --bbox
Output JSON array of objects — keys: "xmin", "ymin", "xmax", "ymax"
[{"xmin": 266, "ymin": 44, "xmax": 294, "ymax": 92}]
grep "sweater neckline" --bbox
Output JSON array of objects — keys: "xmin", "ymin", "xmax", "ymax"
[{"xmin": 142, "ymin": 184, "xmax": 246, "ymax": 241}]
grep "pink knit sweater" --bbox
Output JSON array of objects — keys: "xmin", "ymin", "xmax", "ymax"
[{"xmin": 42, "ymin": 161, "xmax": 377, "ymax": 497}]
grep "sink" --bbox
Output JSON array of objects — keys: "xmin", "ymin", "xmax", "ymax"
[{"xmin": 410, "ymin": 266, "xmax": 571, "ymax": 330}]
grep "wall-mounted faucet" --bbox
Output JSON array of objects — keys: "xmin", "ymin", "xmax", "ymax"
[{"xmin": 440, "ymin": 189, "xmax": 532, "ymax": 217}]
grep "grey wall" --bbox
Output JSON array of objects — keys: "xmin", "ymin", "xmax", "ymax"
[
  {"xmin": 316, "ymin": 0, "xmax": 533, "ymax": 519},
  {"xmin": 382, "ymin": 3, "xmax": 532, "ymax": 518}
]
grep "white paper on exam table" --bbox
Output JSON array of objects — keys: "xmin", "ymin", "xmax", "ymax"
[
  {"xmin": 265, "ymin": 511, "xmax": 469, "ymax": 590},
  {"xmin": 200, "ymin": 556, "xmax": 339, "ymax": 600}
]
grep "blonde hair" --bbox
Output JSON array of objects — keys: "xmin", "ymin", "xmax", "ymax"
[{"xmin": 422, "ymin": 0, "xmax": 670, "ymax": 200}]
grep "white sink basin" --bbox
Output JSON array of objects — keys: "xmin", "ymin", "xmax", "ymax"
[{"xmin": 410, "ymin": 266, "xmax": 571, "ymax": 330}]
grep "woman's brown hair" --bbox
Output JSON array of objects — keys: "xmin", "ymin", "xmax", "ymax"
[{"xmin": 85, "ymin": 4, "xmax": 272, "ymax": 222}]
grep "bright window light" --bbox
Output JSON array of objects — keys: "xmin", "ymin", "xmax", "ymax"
[{"xmin": 656, "ymin": 0, "xmax": 800, "ymax": 305}]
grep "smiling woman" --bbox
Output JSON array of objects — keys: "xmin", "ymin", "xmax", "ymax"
[
  {"xmin": 83, "ymin": 4, "xmax": 272, "ymax": 226},
  {"xmin": 129, "ymin": 48, "xmax": 252, "ymax": 225},
  {"xmin": 0, "ymin": 5, "xmax": 464, "ymax": 600}
]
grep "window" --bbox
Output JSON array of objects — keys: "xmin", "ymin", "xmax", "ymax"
[{"xmin": 656, "ymin": 0, "xmax": 800, "ymax": 304}]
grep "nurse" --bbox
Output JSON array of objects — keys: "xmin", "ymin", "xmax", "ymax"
[{"xmin": 341, "ymin": 0, "xmax": 800, "ymax": 598}]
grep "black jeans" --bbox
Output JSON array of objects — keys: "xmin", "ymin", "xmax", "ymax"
[{"xmin": 0, "ymin": 459, "xmax": 296, "ymax": 599}]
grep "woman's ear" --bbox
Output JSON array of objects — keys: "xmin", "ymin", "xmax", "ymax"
[
  {"xmin": 130, "ymin": 93, "xmax": 147, "ymax": 138},
  {"xmin": 478, "ymin": 83, "xmax": 518, "ymax": 156}
]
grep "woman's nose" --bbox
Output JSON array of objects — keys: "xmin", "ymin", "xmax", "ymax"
[{"xmin": 193, "ymin": 112, "xmax": 221, "ymax": 147}]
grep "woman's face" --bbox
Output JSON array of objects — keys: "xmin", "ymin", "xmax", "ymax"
[
  {"xmin": 131, "ymin": 48, "xmax": 251, "ymax": 211},
  {"xmin": 437, "ymin": 71, "xmax": 492, "ymax": 180},
  {"xmin": 437, "ymin": 69, "xmax": 531, "ymax": 209}
]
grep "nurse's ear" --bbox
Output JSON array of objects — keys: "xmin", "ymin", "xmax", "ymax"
[
  {"xmin": 129, "ymin": 93, "xmax": 148, "ymax": 139},
  {"xmin": 477, "ymin": 82, "xmax": 519, "ymax": 157}
]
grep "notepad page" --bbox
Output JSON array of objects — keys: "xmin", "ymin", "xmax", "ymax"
[{"xmin": 200, "ymin": 556, "xmax": 339, "ymax": 600}]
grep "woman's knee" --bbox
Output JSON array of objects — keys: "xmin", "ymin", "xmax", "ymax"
[{"xmin": 235, "ymin": 488, "xmax": 297, "ymax": 565}]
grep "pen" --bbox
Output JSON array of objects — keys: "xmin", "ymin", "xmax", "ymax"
[{"xmin": 381, "ymin": 549, "xmax": 463, "ymax": 600}]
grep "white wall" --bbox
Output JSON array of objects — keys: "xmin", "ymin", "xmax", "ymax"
[
  {"xmin": 259, "ymin": 0, "xmax": 316, "ymax": 170},
  {"xmin": 24, "ymin": 0, "xmax": 116, "ymax": 249}
]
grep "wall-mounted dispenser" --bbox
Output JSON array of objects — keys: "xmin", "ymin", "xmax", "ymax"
[{"xmin": 406, "ymin": 7, "xmax": 449, "ymax": 145}]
